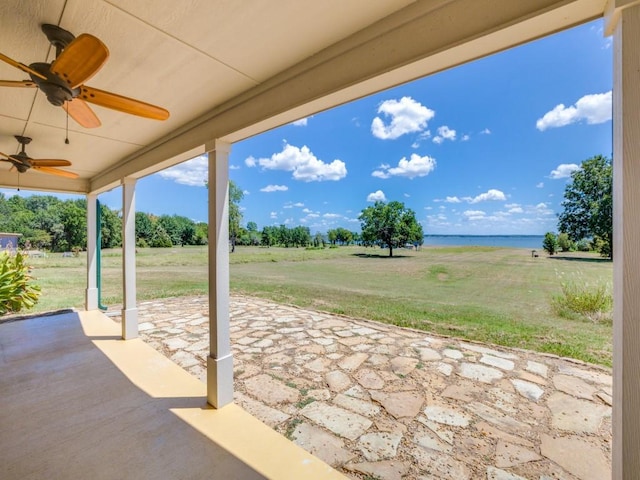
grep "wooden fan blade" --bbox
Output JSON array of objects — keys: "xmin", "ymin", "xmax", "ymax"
[
  {"xmin": 79, "ymin": 85, "xmax": 170, "ymax": 120},
  {"xmin": 29, "ymin": 159, "xmax": 72, "ymax": 167},
  {"xmin": 63, "ymin": 99, "xmax": 101, "ymax": 128},
  {"xmin": 51, "ymin": 34, "xmax": 109, "ymax": 89},
  {"xmin": 0, "ymin": 151, "xmax": 10, "ymax": 159},
  {"xmin": 31, "ymin": 166, "xmax": 78, "ymax": 179},
  {"xmin": 0, "ymin": 79, "xmax": 37, "ymax": 88},
  {"xmin": 0, "ymin": 52, "xmax": 47, "ymax": 80}
]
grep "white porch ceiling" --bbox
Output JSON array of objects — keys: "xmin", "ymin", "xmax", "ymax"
[{"xmin": 0, "ymin": 0, "xmax": 606, "ymax": 195}]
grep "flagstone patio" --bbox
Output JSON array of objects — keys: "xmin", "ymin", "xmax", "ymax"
[{"xmin": 112, "ymin": 295, "xmax": 612, "ymax": 480}]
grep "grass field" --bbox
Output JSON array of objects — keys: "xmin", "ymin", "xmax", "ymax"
[{"xmin": 23, "ymin": 244, "xmax": 613, "ymax": 366}]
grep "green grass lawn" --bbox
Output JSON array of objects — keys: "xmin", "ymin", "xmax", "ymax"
[{"xmin": 23, "ymin": 244, "xmax": 613, "ymax": 366}]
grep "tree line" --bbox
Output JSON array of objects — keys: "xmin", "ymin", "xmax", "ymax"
[{"xmin": 0, "ymin": 193, "xmax": 207, "ymax": 252}]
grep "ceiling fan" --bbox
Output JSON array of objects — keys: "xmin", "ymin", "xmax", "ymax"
[
  {"xmin": 0, "ymin": 24, "xmax": 169, "ymax": 128},
  {"xmin": 0, "ymin": 135, "xmax": 78, "ymax": 179}
]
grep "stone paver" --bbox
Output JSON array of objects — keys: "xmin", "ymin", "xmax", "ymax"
[{"xmin": 113, "ymin": 294, "xmax": 613, "ymax": 479}]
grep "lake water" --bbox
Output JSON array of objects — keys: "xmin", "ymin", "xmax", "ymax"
[{"xmin": 423, "ymin": 235, "xmax": 545, "ymax": 249}]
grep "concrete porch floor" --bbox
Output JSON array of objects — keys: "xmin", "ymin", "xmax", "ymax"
[{"xmin": 0, "ymin": 310, "xmax": 346, "ymax": 480}]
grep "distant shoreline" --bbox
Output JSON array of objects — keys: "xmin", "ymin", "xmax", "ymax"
[{"xmin": 423, "ymin": 234, "xmax": 544, "ymax": 249}]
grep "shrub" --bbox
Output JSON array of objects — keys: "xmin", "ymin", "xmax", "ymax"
[
  {"xmin": 542, "ymin": 232, "xmax": 558, "ymax": 255},
  {"xmin": 0, "ymin": 252, "xmax": 41, "ymax": 315},
  {"xmin": 575, "ymin": 238, "xmax": 591, "ymax": 252},
  {"xmin": 552, "ymin": 280, "xmax": 612, "ymax": 323},
  {"xmin": 557, "ymin": 233, "xmax": 574, "ymax": 252}
]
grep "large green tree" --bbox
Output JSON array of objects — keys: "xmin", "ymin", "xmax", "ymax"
[
  {"xmin": 558, "ymin": 155, "xmax": 612, "ymax": 258},
  {"xmin": 359, "ymin": 201, "xmax": 424, "ymax": 257}
]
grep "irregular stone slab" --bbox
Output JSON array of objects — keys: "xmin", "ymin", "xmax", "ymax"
[
  {"xmin": 414, "ymin": 430, "xmax": 453, "ymax": 453},
  {"xmin": 437, "ymin": 362, "xmax": 453, "ymax": 376},
  {"xmin": 517, "ymin": 370, "xmax": 547, "ymax": 386},
  {"xmin": 334, "ymin": 393, "xmax": 380, "ymax": 417},
  {"xmin": 234, "ymin": 392, "xmax": 290, "ymax": 427},
  {"xmin": 264, "ymin": 352, "xmax": 292, "ymax": 365},
  {"xmin": 355, "ymin": 368, "xmax": 385, "ymax": 389},
  {"xmin": 547, "ymin": 392, "xmax": 611, "ymax": 433},
  {"xmin": 292, "ymin": 422, "xmax": 356, "ymax": 467},
  {"xmin": 325, "ymin": 370, "xmax": 351, "ymax": 392},
  {"xmin": 481, "ymin": 354, "xmax": 515, "ymax": 371},
  {"xmin": 596, "ymin": 391, "xmax": 612, "ymax": 406},
  {"xmin": 338, "ymin": 353, "xmax": 369, "ymax": 371},
  {"xmin": 540, "ymin": 434, "xmax": 611, "ymax": 480},
  {"xmin": 352, "ymin": 326, "xmax": 379, "ymax": 335},
  {"xmin": 441, "ymin": 383, "xmax": 481, "ymax": 402},
  {"xmin": 344, "ymin": 460, "xmax": 410, "ymax": 480},
  {"xmin": 443, "ymin": 348, "xmax": 464, "ymax": 360},
  {"xmin": 300, "ymin": 401, "xmax": 372, "ymax": 440},
  {"xmin": 370, "ymin": 390, "xmax": 424, "ymax": 419},
  {"xmin": 557, "ymin": 364, "xmax": 612, "ymax": 386},
  {"xmin": 466, "ymin": 402, "xmax": 527, "ymax": 431},
  {"xmin": 511, "ymin": 379, "xmax": 544, "ymax": 401},
  {"xmin": 495, "ymin": 440, "xmax": 542, "ymax": 468},
  {"xmin": 473, "ymin": 422, "xmax": 534, "ymax": 447},
  {"xmin": 411, "ymin": 447, "xmax": 471, "ymax": 480},
  {"xmin": 170, "ymin": 350, "xmax": 200, "ymax": 368},
  {"xmin": 390, "ymin": 356, "xmax": 419, "ymax": 375},
  {"xmin": 553, "ymin": 374, "xmax": 597, "ymax": 400},
  {"xmin": 357, "ymin": 432, "xmax": 403, "ymax": 461},
  {"xmin": 163, "ymin": 337, "xmax": 190, "ymax": 349},
  {"xmin": 243, "ymin": 374, "xmax": 300, "ymax": 405},
  {"xmin": 459, "ymin": 363, "xmax": 504, "ymax": 383},
  {"xmin": 459, "ymin": 342, "xmax": 518, "ymax": 359},
  {"xmin": 526, "ymin": 360, "xmax": 548, "ymax": 378},
  {"xmin": 416, "ymin": 347, "xmax": 442, "ymax": 361},
  {"xmin": 486, "ymin": 466, "xmax": 527, "ymax": 480},
  {"xmin": 344, "ymin": 385, "xmax": 369, "ymax": 400},
  {"xmin": 424, "ymin": 404, "xmax": 472, "ymax": 427},
  {"xmin": 304, "ymin": 357, "xmax": 332, "ymax": 373}
]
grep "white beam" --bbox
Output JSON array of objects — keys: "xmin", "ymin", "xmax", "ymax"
[
  {"xmin": 121, "ymin": 178, "xmax": 138, "ymax": 340},
  {"xmin": 612, "ymin": 3, "xmax": 640, "ymax": 478},
  {"xmin": 206, "ymin": 140, "xmax": 233, "ymax": 409},
  {"xmin": 85, "ymin": 193, "xmax": 98, "ymax": 311}
]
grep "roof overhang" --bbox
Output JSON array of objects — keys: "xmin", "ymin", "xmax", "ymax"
[{"xmin": 0, "ymin": 0, "xmax": 607, "ymax": 195}]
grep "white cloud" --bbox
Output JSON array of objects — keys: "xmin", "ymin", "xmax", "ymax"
[
  {"xmin": 256, "ymin": 143, "xmax": 347, "ymax": 182},
  {"xmin": 468, "ymin": 189, "xmax": 506, "ymax": 203},
  {"xmin": 367, "ymin": 190, "xmax": 387, "ymax": 202},
  {"xmin": 245, "ymin": 156, "xmax": 257, "ymax": 167},
  {"xmin": 371, "ymin": 96, "xmax": 435, "ymax": 140},
  {"xmin": 371, "ymin": 153, "xmax": 436, "ymax": 179},
  {"xmin": 157, "ymin": 156, "xmax": 208, "ymax": 187},
  {"xmin": 536, "ymin": 91, "xmax": 612, "ymax": 131},
  {"xmin": 293, "ymin": 202, "xmax": 304, "ymax": 207},
  {"xmin": 229, "ymin": 165, "xmax": 240, "ymax": 170},
  {"xmin": 323, "ymin": 213, "xmax": 343, "ymax": 219},
  {"xmin": 433, "ymin": 125, "xmax": 456, "ymax": 144},
  {"xmin": 269, "ymin": 211, "xmax": 278, "ymax": 219},
  {"xmin": 480, "ymin": 128, "xmax": 491, "ymax": 135},
  {"xmin": 461, "ymin": 134, "xmax": 470, "ymax": 141},
  {"xmin": 292, "ymin": 117, "xmax": 308, "ymax": 126},
  {"xmin": 508, "ymin": 206, "xmax": 524, "ymax": 214},
  {"xmin": 445, "ymin": 196, "xmax": 462, "ymax": 203},
  {"xmin": 536, "ymin": 182, "xmax": 544, "ymax": 188},
  {"xmin": 549, "ymin": 163, "xmax": 580, "ymax": 179},
  {"xmin": 260, "ymin": 184, "xmax": 288, "ymax": 192},
  {"xmin": 463, "ymin": 210, "xmax": 486, "ymax": 221}
]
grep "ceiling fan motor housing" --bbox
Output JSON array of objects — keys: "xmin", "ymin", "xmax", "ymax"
[{"xmin": 28, "ymin": 62, "xmax": 78, "ymax": 106}]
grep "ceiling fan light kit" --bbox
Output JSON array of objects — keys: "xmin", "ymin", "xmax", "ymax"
[{"xmin": 0, "ymin": 23, "xmax": 169, "ymax": 128}]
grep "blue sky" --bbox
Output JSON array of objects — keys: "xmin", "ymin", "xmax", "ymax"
[{"xmin": 4, "ymin": 20, "xmax": 613, "ymax": 235}]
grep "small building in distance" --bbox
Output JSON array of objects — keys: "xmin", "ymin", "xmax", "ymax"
[{"xmin": 0, "ymin": 232, "xmax": 22, "ymax": 253}]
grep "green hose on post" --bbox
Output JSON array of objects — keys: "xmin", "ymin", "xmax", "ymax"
[{"xmin": 97, "ymin": 199, "xmax": 107, "ymax": 311}]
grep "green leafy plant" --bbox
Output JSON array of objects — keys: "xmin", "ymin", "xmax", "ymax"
[
  {"xmin": 552, "ymin": 280, "xmax": 612, "ymax": 323},
  {"xmin": 0, "ymin": 251, "xmax": 42, "ymax": 315}
]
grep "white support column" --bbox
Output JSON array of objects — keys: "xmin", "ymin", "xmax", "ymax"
[
  {"xmin": 206, "ymin": 141, "xmax": 233, "ymax": 408},
  {"xmin": 121, "ymin": 178, "xmax": 138, "ymax": 340},
  {"xmin": 85, "ymin": 193, "xmax": 99, "ymax": 311},
  {"xmin": 608, "ymin": 1, "xmax": 640, "ymax": 478}
]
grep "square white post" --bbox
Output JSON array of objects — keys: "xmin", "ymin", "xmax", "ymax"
[
  {"xmin": 85, "ymin": 193, "xmax": 98, "ymax": 311},
  {"xmin": 608, "ymin": 1, "xmax": 640, "ymax": 477},
  {"xmin": 206, "ymin": 141, "xmax": 233, "ymax": 408},
  {"xmin": 121, "ymin": 178, "xmax": 138, "ymax": 340}
]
